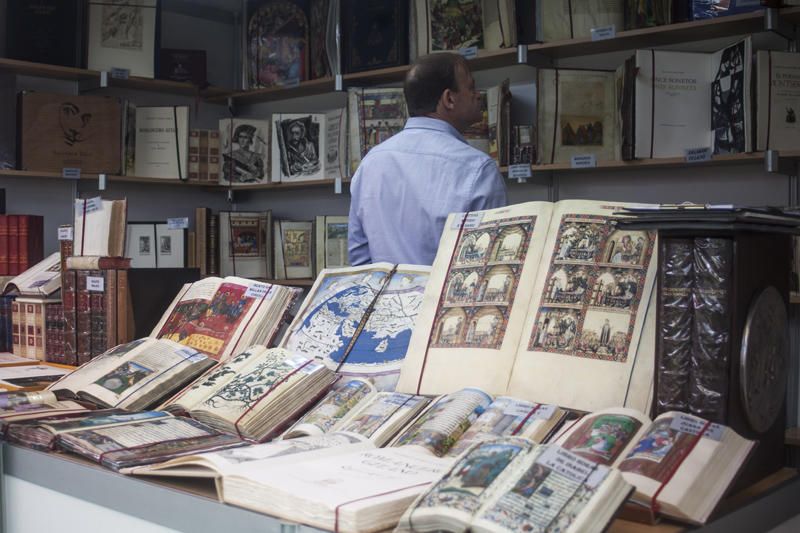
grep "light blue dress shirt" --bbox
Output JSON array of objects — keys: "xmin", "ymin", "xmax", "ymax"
[{"xmin": 348, "ymin": 116, "xmax": 508, "ymax": 266}]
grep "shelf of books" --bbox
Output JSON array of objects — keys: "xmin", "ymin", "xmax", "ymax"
[{"xmin": 0, "ymin": 58, "xmax": 229, "ymax": 99}]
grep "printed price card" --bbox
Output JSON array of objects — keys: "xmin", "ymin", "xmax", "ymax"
[
  {"xmin": 591, "ymin": 25, "xmax": 616, "ymax": 41},
  {"xmin": 508, "ymin": 164, "xmax": 532, "ymax": 181},
  {"xmin": 684, "ymin": 147, "xmax": 712, "ymax": 163},
  {"xmin": 76, "ymin": 197, "xmax": 103, "ymax": 215},
  {"xmin": 58, "ymin": 227, "xmax": 73, "ymax": 241},
  {"xmin": 62, "ymin": 168, "xmax": 81, "ymax": 180},
  {"xmin": 87, "ymin": 276, "xmax": 104, "ymax": 292},
  {"xmin": 538, "ymin": 446, "xmax": 596, "ymax": 484},
  {"xmin": 451, "ymin": 212, "xmax": 484, "ymax": 230},
  {"xmin": 670, "ymin": 413, "xmax": 724, "ymax": 441},
  {"xmin": 459, "ymin": 46, "xmax": 479, "ymax": 60},
  {"xmin": 245, "ymin": 282, "xmax": 271, "ymax": 299},
  {"xmin": 570, "ymin": 154, "xmax": 597, "ymax": 169},
  {"xmin": 110, "ymin": 67, "xmax": 130, "ymax": 80},
  {"xmin": 167, "ymin": 217, "xmax": 189, "ymax": 230}
]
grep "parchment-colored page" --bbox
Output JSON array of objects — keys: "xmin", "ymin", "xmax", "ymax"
[
  {"xmin": 507, "ymin": 200, "xmax": 658, "ymax": 412},
  {"xmin": 396, "ymin": 202, "xmax": 554, "ymax": 396},
  {"xmin": 538, "ymin": 69, "xmax": 618, "ymax": 164},
  {"xmin": 280, "ymin": 262, "xmax": 394, "ymax": 360},
  {"xmin": 283, "ymin": 378, "xmax": 375, "ymax": 438}
]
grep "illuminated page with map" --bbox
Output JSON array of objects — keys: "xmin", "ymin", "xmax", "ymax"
[
  {"xmin": 396, "ymin": 202, "xmax": 554, "ymax": 396},
  {"xmin": 281, "ymin": 263, "xmax": 430, "ymax": 390},
  {"xmin": 152, "ymin": 276, "xmax": 300, "ymax": 362},
  {"xmin": 507, "ymin": 200, "xmax": 658, "ymax": 412}
]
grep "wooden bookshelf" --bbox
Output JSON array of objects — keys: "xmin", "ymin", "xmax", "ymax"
[
  {"xmin": 225, "ymin": 178, "xmax": 351, "ymax": 191},
  {"xmin": 0, "ymin": 58, "xmax": 229, "ymax": 99},
  {"xmin": 0, "ymin": 169, "xmax": 218, "ymax": 187}
]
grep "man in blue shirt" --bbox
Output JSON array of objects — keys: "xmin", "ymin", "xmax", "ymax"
[{"xmin": 348, "ymin": 53, "xmax": 508, "ymax": 266}]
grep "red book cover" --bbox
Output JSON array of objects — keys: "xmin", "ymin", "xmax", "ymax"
[
  {"xmin": 7, "ymin": 215, "xmax": 19, "ymax": 276},
  {"xmin": 0, "ymin": 215, "xmax": 8, "ymax": 276},
  {"xmin": 19, "ymin": 215, "xmax": 44, "ymax": 271}
]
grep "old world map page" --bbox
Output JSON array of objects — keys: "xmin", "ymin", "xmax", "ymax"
[
  {"xmin": 396, "ymin": 202, "xmax": 554, "ymax": 396},
  {"xmin": 506, "ymin": 200, "xmax": 657, "ymax": 412}
]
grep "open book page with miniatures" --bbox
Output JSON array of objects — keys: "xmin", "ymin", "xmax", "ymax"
[
  {"xmin": 152, "ymin": 276, "xmax": 301, "ymax": 362},
  {"xmin": 554, "ymin": 408, "xmax": 755, "ymax": 524},
  {"xmin": 396, "ymin": 437, "xmax": 631, "ymax": 533},
  {"xmin": 281, "ymin": 263, "xmax": 430, "ymax": 390},
  {"xmin": 0, "ymin": 390, "xmax": 87, "ymax": 434},
  {"xmin": 159, "ymin": 346, "xmax": 336, "ymax": 442},
  {"xmin": 397, "ymin": 200, "xmax": 658, "ymax": 413},
  {"xmin": 46, "ymin": 338, "xmax": 216, "ymax": 411},
  {"xmin": 282, "ymin": 378, "xmax": 430, "ymax": 445},
  {"xmin": 55, "ymin": 412, "xmax": 244, "ymax": 471},
  {"xmin": 127, "ymin": 389, "xmax": 430, "ymax": 482}
]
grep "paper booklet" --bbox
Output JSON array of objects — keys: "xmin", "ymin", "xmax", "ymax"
[
  {"xmin": 396, "ymin": 438, "xmax": 631, "ymax": 533},
  {"xmin": 396, "ymin": 200, "xmax": 658, "ymax": 414},
  {"xmin": 73, "ymin": 197, "xmax": 127, "ymax": 257},
  {"xmin": 281, "ymin": 263, "xmax": 430, "ymax": 391},
  {"xmin": 2, "ymin": 252, "xmax": 61, "ymax": 296},
  {"xmin": 554, "ymin": 407, "xmax": 755, "ymax": 525},
  {"xmin": 46, "ymin": 338, "xmax": 216, "ymax": 411},
  {"xmin": 151, "ymin": 276, "xmax": 301, "ymax": 362},
  {"xmin": 158, "ymin": 346, "xmax": 336, "ymax": 442}
]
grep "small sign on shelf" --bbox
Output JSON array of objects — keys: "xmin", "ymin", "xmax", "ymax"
[
  {"xmin": 57, "ymin": 227, "xmax": 73, "ymax": 241},
  {"xmin": 508, "ymin": 164, "xmax": 532, "ymax": 183},
  {"xmin": 570, "ymin": 154, "xmax": 597, "ymax": 169},
  {"xmin": 167, "ymin": 217, "xmax": 189, "ymax": 230},
  {"xmin": 590, "ymin": 25, "xmax": 616, "ymax": 41},
  {"xmin": 459, "ymin": 46, "xmax": 479, "ymax": 60},
  {"xmin": 87, "ymin": 276, "xmax": 104, "ymax": 292},
  {"xmin": 685, "ymin": 147, "xmax": 712, "ymax": 163},
  {"xmin": 62, "ymin": 168, "xmax": 81, "ymax": 180}
]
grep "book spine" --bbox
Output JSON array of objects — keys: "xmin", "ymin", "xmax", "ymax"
[
  {"xmin": 11, "ymin": 301, "xmax": 21, "ymax": 356},
  {"xmin": 76, "ymin": 270, "xmax": 92, "ymax": 365},
  {"xmin": 208, "ymin": 213, "xmax": 219, "ymax": 276},
  {"xmin": 7, "ymin": 215, "xmax": 19, "ymax": 276},
  {"xmin": 89, "ymin": 269, "xmax": 107, "ymax": 358},
  {"xmin": 18, "ymin": 215, "xmax": 29, "ymax": 272},
  {"xmin": 0, "ymin": 215, "xmax": 7, "ymax": 276},
  {"xmin": 45, "ymin": 303, "xmax": 57, "ymax": 363},
  {"xmin": 690, "ymin": 237, "xmax": 734, "ymax": 423},
  {"xmin": 0, "ymin": 296, "xmax": 5, "ymax": 352},
  {"xmin": 62, "ymin": 270, "xmax": 78, "ymax": 366},
  {"xmin": 106, "ymin": 269, "xmax": 118, "ymax": 350},
  {"xmin": 28, "ymin": 216, "xmax": 44, "ymax": 269},
  {"xmin": 657, "ymin": 238, "xmax": 694, "ymax": 415},
  {"xmin": 117, "ymin": 269, "xmax": 131, "ymax": 345}
]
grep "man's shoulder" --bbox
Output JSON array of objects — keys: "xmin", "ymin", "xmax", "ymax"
[{"xmin": 366, "ymin": 128, "xmax": 495, "ymax": 166}]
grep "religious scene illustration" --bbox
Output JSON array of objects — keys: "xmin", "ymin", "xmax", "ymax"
[
  {"xmin": 562, "ymin": 414, "xmax": 642, "ymax": 466},
  {"xmin": 529, "ymin": 215, "xmax": 654, "ymax": 362},
  {"xmin": 431, "ymin": 217, "xmax": 535, "ymax": 349},
  {"xmin": 230, "ymin": 216, "xmax": 266, "ymax": 258},
  {"xmin": 354, "ymin": 89, "xmax": 407, "ymax": 162},
  {"xmin": 158, "ymin": 283, "xmax": 255, "ymax": 359},
  {"xmin": 619, "ymin": 418, "xmax": 687, "ymax": 483},
  {"xmin": 283, "ymin": 228, "xmax": 311, "ymax": 267},
  {"xmin": 430, "ymin": 0, "xmax": 484, "ymax": 51}
]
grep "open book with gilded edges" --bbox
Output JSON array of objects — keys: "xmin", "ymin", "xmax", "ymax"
[{"xmin": 396, "ymin": 200, "xmax": 659, "ymax": 413}]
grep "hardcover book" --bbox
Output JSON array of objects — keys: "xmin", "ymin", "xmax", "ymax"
[
  {"xmin": 133, "ymin": 106, "xmax": 190, "ymax": 180},
  {"xmin": 219, "ymin": 211, "xmax": 272, "ymax": 279},
  {"xmin": 245, "ymin": 0, "xmax": 310, "ymax": 88},
  {"xmin": 347, "ymin": 87, "xmax": 408, "ymax": 174},
  {"xmin": 219, "ymin": 118, "xmax": 270, "ymax": 186},
  {"xmin": 755, "ymin": 50, "xmax": 800, "ymax": 152},
  {"xmin": 314, "ymin": 215, "xmax": 349, "ymax": 276},
  {"xmin": 396, "ymin": 200, "xmax": 658, "ymax": 414},
  {"xmin": 86, "ymin": 0, "xmax": 159, "ymax": 78},
  {"xmin": 537, "ymin": 69, "xmax": 619, "ymax": 164},
  {"xmin": 413, "ymin": 0, "xmax": 517, "ymax": 54},
  {"xmin": 396, "ymin": 438, "xmax": 631, "ymax": 533},
  {"xmin": 5, "ymin": 0, "xmax": 87, "ymax": 68},
  {"xmin": 537, "ymin": 0, "xmax": 624, "ymax": 42},
  {"xmin": 273, "ymin": 220, "xmax": 314, "ymax": 279},
  {"xmin": 281, "ymin": 263, "xmax": 430, "ymax": 390},
  {"xmin": 73, "ymin": 197, "xmax": 127, "ymax": 257},
  {"xmin": 634, "ymin": 38, "xmax": 752, "ymax": 158},
  {"xmin": 342, "ymin": 0, "xmax": 409, "ymax": 74},
  {"xmin": 17, "ymin": 92, "xmax": 122, "ymax": 174}
]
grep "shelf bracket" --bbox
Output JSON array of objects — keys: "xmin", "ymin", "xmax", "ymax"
[
  {"xmin": 226, "ymin": 188, "xmax": 235, "ymax": 204},
  {"xmin": 335, "ymin": 74, "xmax": 343, "ymax": 92},
  {"xmin": 517, "ymin": 45, "xmax": 528, "ymax": 65},
  {"xmin": 765, "ymin": 150, "xmax": 798, "ymax": 177},
  {"xmin": 765, "ymin": 8, "xmax": 795, "ymax": 42}
]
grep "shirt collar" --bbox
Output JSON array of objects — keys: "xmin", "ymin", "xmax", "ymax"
[{"xmin": 404, "ymin": 116, "xmax": 467, "ymax": 144}]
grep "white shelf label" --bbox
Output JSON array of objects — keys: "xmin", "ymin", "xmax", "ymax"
[
  {"xmin": 245, "ymin": 282, "xmax": 271, "ymax": 299},
  {"xmin": 459, "ymin": 46, "xmax": 479, "ymax": 60},
  {"xmin": 110, "ymin": 67, "xmax": 130, "ymax": 80},
  {"xmin": 98, "ymin": 173, "xmax": 107, "ymax": 190},
  {"xmin": 57, "ymin": 227, "xmax": 73, "ymax": 241},
  {"xmin": 167, "ymin": 217, "xmax": 189, "ymax": 230},
  {"xmin": 100, "ymin": 71, "xmax": 108, "ymax": 87},
  {"xmin": 591, "ymin": 25, "xmax": 616, "ymax": 41},
  {"xmin": 334, "ymin": 177, "xmax": 343, "ymax": 195},
  {"xmin": 87, "ymin": 276, "xmax": 104, "ymax": 292},
  {"xmin": 670, "ymin": 413, "xmax": 724, "ymax": 441},
  {"xmin": 281, "ymin": 78, "xmax": 301, "ymax": 89},
  {"xmin": 508, "ymin": 164, "xmax": 532, "ymax": 182},
  {"xmin": 685, "ymin": 147, "xmax": 712, "ymax": 163},
  {"xmin": 62, "ymin": 168, "xmax": 81, "ymax": 180},
  {"xmin": 76, "ymin": 197, "xmax": 103, "ymax": 216},
  {"xmin": 570, "ymin": 154, "xmax": 597, "ymax": 169},
  {"xmin": 451, "ymin": 212, "xmax": 484, "ymax": 230}
]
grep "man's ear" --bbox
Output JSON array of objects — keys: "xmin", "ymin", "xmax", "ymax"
[{"xmin": 441, "ymin": 88, "xmax": 456, "ymax": 111}]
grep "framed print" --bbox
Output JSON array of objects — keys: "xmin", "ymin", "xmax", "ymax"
[
  {"xmin": 155, "ymin": 224, "xmax": 186, "ymax": 268},
  {"xmin": 126, "ymin": 223, "xmax": 157, "ymax": 268},
  {"xmin": 87, "ymin": 0, "xmax": 159, "ymax": 78}
]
